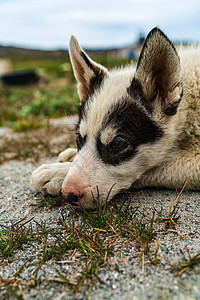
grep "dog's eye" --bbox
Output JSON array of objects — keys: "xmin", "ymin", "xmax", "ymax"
[
  {"xmin": 110, "ymin": 138, "xmax": 128, "ymax": 152},
  {"xmin": 76, "ymin": 132, "xmax": 86, "ymax": 150}
]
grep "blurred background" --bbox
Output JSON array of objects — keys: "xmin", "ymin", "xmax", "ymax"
[{"xmin": 0, "ymin": 0, "xmax": 199, "ymax": 161}]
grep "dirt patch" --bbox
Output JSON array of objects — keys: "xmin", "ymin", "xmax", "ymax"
[{"xmin": 0, "ymin": 115, "xmax": 77, "ymax": 164}]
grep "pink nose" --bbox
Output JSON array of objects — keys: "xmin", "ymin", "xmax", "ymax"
[{"xmin": 61, "ymin": 188, "xmax": 84, "ymax": 206}]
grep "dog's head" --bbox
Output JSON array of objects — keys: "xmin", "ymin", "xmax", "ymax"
[{"xmin": 61, "ymin": 27, "xmax": 183, "ymax": 209}]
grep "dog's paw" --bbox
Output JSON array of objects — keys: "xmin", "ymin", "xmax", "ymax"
[
  {"xmin": 31, "ymin": 162, "xmax": 71, "ymax": 195},
  {"xmin": 57, "ymin": 148, "xmax": 77, "ymax": 163}
]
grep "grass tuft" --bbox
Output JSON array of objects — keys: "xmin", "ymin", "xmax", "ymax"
[
  {"xmin": 0, "ymin": 217, "xmax": 36, "ymax": 259},
  {"xmin": 172, "ymin": 248, "xmax": 200, "ymax": 276},
  {"xmin": 0, "ymin": 185, "xmax": 193, "ymax": 297}
]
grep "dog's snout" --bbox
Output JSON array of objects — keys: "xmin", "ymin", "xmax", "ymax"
[
  {"xmin": 61, "ymin": 187, "xmax": 83, "ymax": 206},
  {"xmin": 67, "ymin": 192, "xmax": 79, "ymax": 204}
]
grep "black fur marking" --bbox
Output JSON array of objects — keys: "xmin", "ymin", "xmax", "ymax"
[
  {"xmin": 80, "ymin": 50, "xmax": 105, "ymax": 95},
  {"xmin": 164, "ymin": 84, "xmax": 183, "ymax": 116},
  {"xmin": 97, "ymin": 135, "xmax": 138, "ymax": 166},
  {"xmin": 97, "ymin": 98, "xmax": 163, "ymax": 165},
  {"xmin": 76, "ymin": 131, "xmax": 87, "ymax": 151},
  {"xmin": 76, "ymin": 51, "xmax": 105, "ymax": 122},
  {"xmin": 80, "ymin": 51, "xmax": 96, "ymax": 73},
  {"xmin": 76, "ymin": 72, "xmax": 104, "ymax": 132},
  {"xmin": 127, "ymin": 78, "xmax": 153, "ymax": 113},
  {"xmin": 89, "ymin": 73, "xmax": 104, "ymax": 95},
  {"xmin": 164, "ymin": 98, "xmax": 181, "ymax": 116},
  {"xmin": 76, "ymin": 102, "xmax": 86, "ymax": 133},
  {"xmin": 76, "ymin": 74, "xmax": 104, "ymax": 132}
]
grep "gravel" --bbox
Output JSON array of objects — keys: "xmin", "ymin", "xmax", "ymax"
[{"xmin": 0, "ymin": 159, "xmax": 200, "ymax": 300}]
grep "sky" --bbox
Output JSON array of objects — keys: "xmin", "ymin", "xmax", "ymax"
[{"xmin": 0, "ymin": 0, "xmax": 200, "ymax": 50}]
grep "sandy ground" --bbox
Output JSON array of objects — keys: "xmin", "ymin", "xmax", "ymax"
[{"xmin": 0, "ymin": 118, "xmax": 200, "ymax": 300}]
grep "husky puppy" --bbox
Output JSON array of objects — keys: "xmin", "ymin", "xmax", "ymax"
[{"xmin": 32, "ymin": 28, "xmax": 200, "ymax": 208}]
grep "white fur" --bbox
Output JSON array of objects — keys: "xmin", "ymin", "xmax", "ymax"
[{"xmin": 32, "ymin": 162, "xmax": 72, "ymax": 195}]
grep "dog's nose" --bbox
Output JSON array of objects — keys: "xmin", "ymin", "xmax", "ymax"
[
  {"xmin": 66, "ymin": 192, "xmax": 79, "ymax": 205},
  {"xmin": 61, "ymin": 188, "xmax": 82, "ymax": 206}
]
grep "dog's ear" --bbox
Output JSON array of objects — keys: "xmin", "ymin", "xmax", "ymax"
[
  {"xmin": 69, "ymin": 36, "xmax": 108, "ymax": 101},
  {"xmin": 133, "ymin": 28, "xmax": 182, "ymax": 115}
]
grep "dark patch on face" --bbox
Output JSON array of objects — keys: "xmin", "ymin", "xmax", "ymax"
[
  {"xmin": 76, "ymin": 131, "xmax": 87, "ymax": 151},
  {"xmin": 77, "ymin": 100, "xmax": 87, "ymax": 128},
  {"xmin": 76, "ymin": 97, "xmax": 89, "ymax": 148},
  {"xmin": 97, "ymin": 135, "xmax": 138, "ymax": 165},
  {"xmin": 97, "ymin": 99, "xmax": 163, "ymax": 165}
]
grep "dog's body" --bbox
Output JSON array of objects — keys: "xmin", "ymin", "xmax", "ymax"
[{"xmin": 32, "ymin": 28, "xmax": 200, "ymax": 208}]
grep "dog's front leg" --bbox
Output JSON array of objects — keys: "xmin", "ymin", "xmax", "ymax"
[
  {"xmin": 31, "ymin": 162, "xmax": 71, "ymax": 195},
  {"xmin": 57, "ymin": 148, "xmax": 77, "ymax": 163},
  {"xmin": 31, "ymin": 148, "xmax": 77, "ymax": 195}
]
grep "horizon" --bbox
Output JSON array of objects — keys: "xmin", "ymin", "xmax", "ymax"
[
  {"xmin": 0, "ymin": 35, "xmax": 198, "ymax": 52},
  {"xmin": 0, "ymin": 0, "xmax": 200, "ymax": 51}
]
